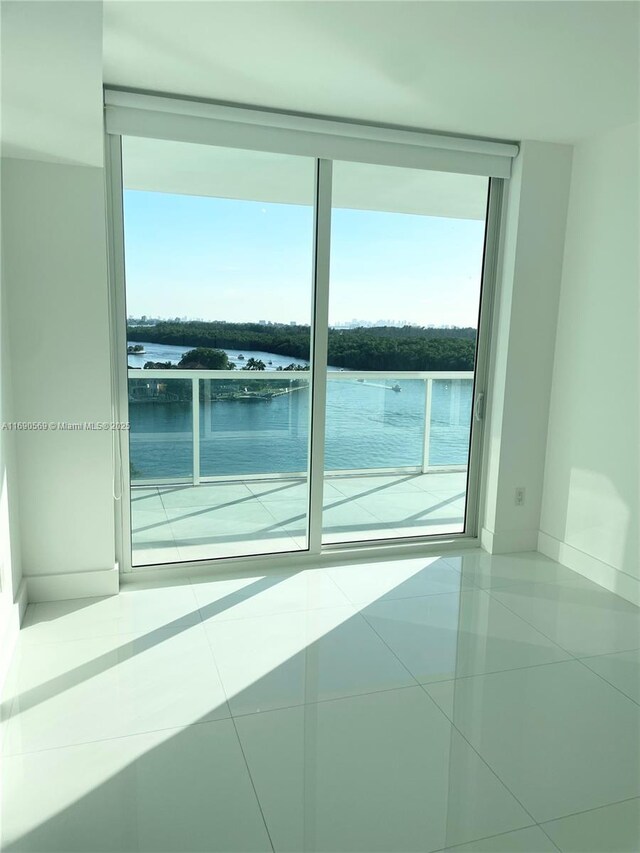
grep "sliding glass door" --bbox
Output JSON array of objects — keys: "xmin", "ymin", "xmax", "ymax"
[
  {"xmin": 322, "ymin": 162, "xmax": 489, "ymax": 545},
  {"xmin": 112, "ymin": 128, "xmax": 497, "ymax": 569},
  {"xmin": 121, "ymin": 138, "xmax": 316, "ymax": 565}
]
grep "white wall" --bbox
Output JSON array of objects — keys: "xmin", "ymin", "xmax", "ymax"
[
  {"xmin": 0, "ymin": 163, "xmax": 26, "ymax": 691},
  {"xmin": 1, "ymin": 1, "xmax": 118, "ymax": 601},
  {"xmin": 0, "ymin": 1, "xmax": 634, "ymax": 610},
  {"xmin": 539, "ymin": 122, "xmax": 640, "ymax": 604},
  {"xmin": 481, "ymin": 141, "xmax": 573, "ymax": 554},
  {"xmin": 2, "ymin": 161, "xmax": 115, "ymax": 581}
]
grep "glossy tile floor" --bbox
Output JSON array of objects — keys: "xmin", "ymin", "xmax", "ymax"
[
  {"xmin": 2, "ymin": 551, "xmax": 639, "ymax": 851},
  {"xmin": 131, "ymin": 472, "xmax": 467, "ymax": 565}
]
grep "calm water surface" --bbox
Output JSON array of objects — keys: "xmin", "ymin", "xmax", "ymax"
[{"xmin": 127, "ymin": 342, "xmax": 473, "ymax": 480}]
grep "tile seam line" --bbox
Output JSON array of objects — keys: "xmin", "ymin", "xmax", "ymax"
[
  {"xmin": 415, "ymin": 656, "xmax": 582, "ymax": 687},
  {"xmin": 577, "ymin": 646, "xmax": 640, "ymax": 661},
  {"xmin": 196, "ymin": 601, "xmax": 359, "ymax": 625},
  {"xmin": 574, "ymin": 656, "xmax": 640, "ymax": 708},
  {"xmin": 577, "ymin": 650, "xmax": 640, "ymax": 706},
  {"xmin": 228, "ymin": 712, "xmax": 276, "ymax": 853},
  {"xmin": 10, "ymin": 616, "xmax": 207, "ymax": 650},
  {"xmin": 347, "ymin": 603, "xmax": 425, "ymax": 688},
  {"xmin": 469, "ymin": 586, "xmax": 577, "ymax": 653},
  {"xmin": 319, "ymin": 557, "xmax": 387, "ymax": 606},
  {"xmin": 530, "ymin": 790, "xmax": 640, "ymax": 840},
  {"xmin": 358, "ymin": 584, "xmax": 572, "ymax": 685},
  {"xmin": 355, "ymin": 597, "xmax": 544, "ymax": 832},
  {"xmin": 537, "ymin": 794, "xmax": 640, "ymax": 827},
  {"xmin": 486, "ymin": 587, "xmax": 640, "ymax": 706},
  {"xmin": 223, "ymin": 680, "xmax": 538, "ymax": 847},
  {"xmin": 227, "ymin": 682, "xmax": 421, "ymax": 720},
  {"xmin": 9, "ymin": 687, "xmax": 634, "ymax": 843},
  {"xmin": 417, "ymin": 676, "xmax": 542, "ymax": 837},
  {"xmin": 425, "ymin": 655, "xmax": 639, "ymax": 708},
  {"xmin": 347, "ymin": 587, "xmax": 478, "ymax": 606},
  {"xmin": 25, "ymin": 697, "xmax": 636, "ymax": 852},
  {"xmin": 133, "ymin": 504, "xmax": 180, "ymax": 548},
  {"xmin": 536, "ymin": 821, "xmax": 563, "ymax": 852},
  {"xmin": 483, "ymin": 586, "xmax": 581, "ymax": 660},
  {"xmin": 422, "ymin": 675, "xmax": 640, "ymax": 828},
  {"xmin": 323, "ymin": 586, "xmax": 475, "ymax": 607},
  {"xmin": 1, "ymin": 713, "xmax": 233, "ymax": 760},
  {"xmin": 428, "ymin": 823, "xmax": 548, "ymax": 853},
  {"xmin": 200, "ymin": 619, "xmax": 276, "ymax": 853},
  {"xmin": 473, "ymin": 577, "xmax": 591, "ymax": 593}
]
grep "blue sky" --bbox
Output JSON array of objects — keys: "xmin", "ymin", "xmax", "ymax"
[{"xmin": 123, "ymin": 191, "xmax": 486, "ymax": 327}]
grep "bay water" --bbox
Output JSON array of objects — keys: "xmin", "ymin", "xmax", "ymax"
[{"xmin": 127, "ymin": 342, "xmax": 473, "ymax": 480}]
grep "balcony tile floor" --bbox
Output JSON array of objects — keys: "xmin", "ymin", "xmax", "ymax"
[
  {"xmin": 2, "ymin": 551, "xmax": 639, "ymax": 851},
  {"xmin": 131, "ymin": 472, "xmax": 467, "ymax": 565}
]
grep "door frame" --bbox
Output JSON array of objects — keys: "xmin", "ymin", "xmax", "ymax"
[{"xmin": 105, "ymin": 127, "xmax": 504, "ymax": 576}]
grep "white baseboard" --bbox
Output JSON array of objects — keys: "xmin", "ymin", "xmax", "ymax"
[
  {"xmin": 0, "ymin": 578, "xmax": 28, "ymax": 696},
  {"xmin": 481, "ymin": 527, "xmax": 539, "ymax": 554},
  {"xmin": 15, "ymin": 577, "xmax": 28, "ymax": 622},
  {"xmin": 538, "ymin": 531, "xmax": 640, "ymax": 606},
  {"xmin": 480, "ymin": 527, "xmax": 494, "ymax": 552},
  {"xmin": 26, "ymin": 564, "xmax": 119, "ymax": 603}
]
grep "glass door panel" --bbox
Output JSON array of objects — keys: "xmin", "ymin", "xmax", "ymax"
[
  {"xmin": 323, "ymin": 162, "xmax": 489, "ymax": 545},
  {"xmin": 121, "ymin": 138, "xmax": 315, "ymax": 565}
]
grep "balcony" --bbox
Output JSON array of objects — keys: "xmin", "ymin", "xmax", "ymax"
[{"xmin": 128, "ymin": 369, "xmax": 473, "ymax": 565}]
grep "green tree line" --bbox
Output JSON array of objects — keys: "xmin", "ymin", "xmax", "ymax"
[{"xmin": 128, "ymin": 320, "xmax": 477, "ymax": 371}]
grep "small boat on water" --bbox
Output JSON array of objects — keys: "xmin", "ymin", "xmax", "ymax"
[
  {"xmin": 127, "ymin": 345, "xmax": 146, "ymax": 354},
  {"xmin": 392, "ymin": 384, "xmax": 401, "ymax": 392},
  {"xmin": 237, "ymin": 354, "xmax": 245, "ymax": 360}
]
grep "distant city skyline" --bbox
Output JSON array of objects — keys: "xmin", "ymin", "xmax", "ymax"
[
  {"xmin": 123, "ymin": 191, "xmax": 486, "ymax": 328},
  {"xmin": 127, "ymin": 314, "xmax": 474, "ymax": 330}
]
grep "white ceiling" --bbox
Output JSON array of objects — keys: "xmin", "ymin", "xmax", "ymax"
[
  {"xmin": 103, "ymin": 1, "xmax": 639, "ymax": 145},
  {"xmin": 1, "ymin": 1, "xmax": 104, "ymax": 166}
]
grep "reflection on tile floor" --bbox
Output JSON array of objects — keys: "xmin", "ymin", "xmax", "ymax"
[
  {"xmin": 131, "ymin": 471, "xmax": 467, "ymax": 565},
  {"xmin": 2, "ymin": 551, "xmax": 639, "ymax": 851}
]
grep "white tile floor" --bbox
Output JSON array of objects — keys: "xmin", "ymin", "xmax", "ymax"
[
  {"xmin": 131, "ymin": 472, "xmax": 467, "ymax": 565},
  {"xmin": 2, "ymin": 551, "xmax": 639, "ymax": 852}
]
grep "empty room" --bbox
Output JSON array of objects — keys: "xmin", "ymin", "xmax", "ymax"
[{"xmin": 0, "ymin": 2, "xmax": 638, "ymax": 851}]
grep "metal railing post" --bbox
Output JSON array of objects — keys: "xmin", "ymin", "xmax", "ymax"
[
  {"xmin": 202, "ymin": 377, "xmax": 212, "ymax": 441},
  {"xmin": 422, "ymin": 378, "xmax": 433, "ymax": 473},
  {"xmin": 192, "ymin": 377, "xmax": 200, "ymax": 485}
]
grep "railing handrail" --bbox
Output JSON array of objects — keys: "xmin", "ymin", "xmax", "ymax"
[
  {"xmin": 127, "ymin": 368, "xmax": 474, "ymax": 484},
  {"xmin": 127, "ymin": 368, "xmax": 474, "ymax": 380}
]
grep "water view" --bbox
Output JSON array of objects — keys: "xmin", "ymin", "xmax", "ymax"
[
  {"xmin": 128, "ymin": 343, "xmax": 473, "ymax": 481},
  {"xmin": 122, "ymin": 148, "xmax": 486, "ymax": 555}
]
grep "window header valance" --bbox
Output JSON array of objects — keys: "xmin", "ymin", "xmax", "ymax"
[{"xmin": 104, "ymin": 89, "xmax": 519, "ymax": 179}]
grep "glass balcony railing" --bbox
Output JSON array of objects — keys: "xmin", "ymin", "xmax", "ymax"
[
  {"xmin": 127, "ymin": 369, "xmax": 474, "ymax": 486},
  {"xmin": 128, "ymin": 369, "xmax": 473, "ymax": 563}
]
